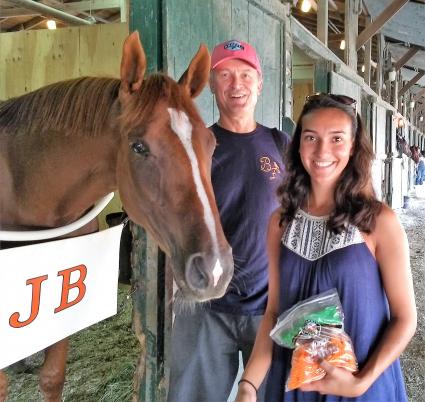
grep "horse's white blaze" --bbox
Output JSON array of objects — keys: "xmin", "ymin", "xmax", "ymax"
[{"xmin": 168, "ymin": 108, "xmax": 224, "ymax": 286}]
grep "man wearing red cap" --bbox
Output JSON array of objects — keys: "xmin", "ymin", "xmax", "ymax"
[{"xmin": 168, "ymin": 39, "xmax": 290, "ymax": 402}]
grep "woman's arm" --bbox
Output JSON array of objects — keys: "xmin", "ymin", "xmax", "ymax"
[
  {"xmin": 301, "ymin": 204, "xmax": 417, "ymax": 397},
  {"xmin": 235, "ymin": 209, "xmax": 284, "ymax": 402}
]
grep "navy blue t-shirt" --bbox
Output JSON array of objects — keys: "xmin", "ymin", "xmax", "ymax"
[{"xmin": 209, "ymin": 123, "xmax": 289, "ymax": 315}]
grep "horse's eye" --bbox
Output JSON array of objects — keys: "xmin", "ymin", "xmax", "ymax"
[{"xmin": 131, "ymin": 141, "xmax": 149, "ymax": 155}]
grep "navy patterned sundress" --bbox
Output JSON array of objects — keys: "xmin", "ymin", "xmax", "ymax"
[{"xmin": 265, "ymin": 209, "xmax": 408, "ymax": 402}]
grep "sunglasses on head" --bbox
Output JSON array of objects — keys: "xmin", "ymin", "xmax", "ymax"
[{"xmin": 305, "ymin": 93, "xmax": 357, "ymax": 112}]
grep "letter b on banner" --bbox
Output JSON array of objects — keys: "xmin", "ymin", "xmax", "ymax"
[{"xmin": 55, "ymin": 264, "xmax": 87, "ymax": 313}]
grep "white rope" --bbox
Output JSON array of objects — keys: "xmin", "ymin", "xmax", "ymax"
[{"xmin": 0, "ymin": 192, "xmax": 114, "ymax": 242}]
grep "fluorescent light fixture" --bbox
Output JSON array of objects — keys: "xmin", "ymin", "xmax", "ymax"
[
  {"xmin": 300, "ymin": 0, "xmax": 312, "ymax": 12},
  {"xmin": 340, "ymin": 40, "xmax": 346, "ymax": 50},
  {"xmin": 47, "ymin": 20, "xmax": 57, "ymax": 30}
]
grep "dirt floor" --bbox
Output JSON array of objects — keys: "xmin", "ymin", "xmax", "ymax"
[
  {"xmin": 4, "ymin": 191, "xmax": 425, "ymax": 402},
  {"xmin": 398, "ymin": 190, "xmax": 425, "ymax": 402},
  {"xmin": 5, "ymin": 286, "xmax": 139, "ymax": 402}
]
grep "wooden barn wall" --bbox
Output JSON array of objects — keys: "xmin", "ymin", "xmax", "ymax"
[
  {"xmin": 165, "ymin": 0, "xmax": 289, "ymax": 129},
  {"xmin": 0, "ymin": 23, "xmax": 128, "ymax": 100}
]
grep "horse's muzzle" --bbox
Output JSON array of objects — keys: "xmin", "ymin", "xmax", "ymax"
[{"xmin": 184, "ymin": 250, "xmax": 233, "ymax": 301}]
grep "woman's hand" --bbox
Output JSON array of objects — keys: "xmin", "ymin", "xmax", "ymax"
[
  {"xmin": 300, "ymin": 360, "xmax": 367, "ymax": 397},
  {"xmin": 234, "ymin": 382, "xmax": 257, "ymax": 402}
]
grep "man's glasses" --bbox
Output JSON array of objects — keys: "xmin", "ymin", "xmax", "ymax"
[{"xmin": 305, "ymin": 93, "xmax": 357, "ymax": 112}]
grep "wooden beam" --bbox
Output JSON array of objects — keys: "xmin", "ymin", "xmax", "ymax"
[
  {"xmin": 62, "ymin": 0, "xmax": 120, "ymax": 12},
  {"xmin": 7, "ymin": 15, "xmax": 45, "ymax": 30},
  {"xmin": 0, "ymin": 8, "xmax": 40, "ymax": 18},
  {"xmin": 328, "ymin": 32, "xmax": 344, "ymax": 42},
  {"xmin": 364, "ymin": 15, "xmax": 372, "ymax": 86},
  {"xmin": 394, "ymin": 47, "xmax": 420, "ymax": 71},
  {"xmin": 43, "ymin": 0, "xmax": 110, "ymax": 23},
  {"xmin": 344, "ymin": 0, "xmax": 358, "ymax": 70},
  {"xmin": 415, "ymin": 101, "xmax": 425, "ymax": 116},
  {"xmin": 399, "ymin": 71, "xmax": 425, "ymax": 96},
  {"xmin": 328, "ymin": 0, "xmax": 338, "ymax": 12},
  {"xmin": 356, "ymin": 0, "xmax": 409, "ymax": 50},
  {"xmin": 413, "ymin": 86, "xmax": 425, "ymax": 101},
  {"xmin": 376, "ymin": 33, "xmax": 385, "ymax": 97},
  {"xmin": 317, "ymin": 0, "xmax": 328, "ymax": 45}
]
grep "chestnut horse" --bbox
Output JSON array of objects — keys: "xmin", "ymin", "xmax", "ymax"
[{"xmin": 0, "ymin": 32, "xmax": 233, "ymax": 401}]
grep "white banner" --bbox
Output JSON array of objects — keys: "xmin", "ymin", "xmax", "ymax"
[{"xmin": 0, "ymin": 225, "xmax": 123, "ymax": 369}]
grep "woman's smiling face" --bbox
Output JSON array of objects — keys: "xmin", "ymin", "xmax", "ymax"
[{"xmin": 299, "ymin": 107, "xmax": 354, "ymax": 187}]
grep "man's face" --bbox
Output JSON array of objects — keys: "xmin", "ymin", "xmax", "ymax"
[{"xmin": 210, "ymin": 59, "xmax": 262, "ymax": 119}]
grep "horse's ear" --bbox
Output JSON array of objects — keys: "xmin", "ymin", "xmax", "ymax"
[
  {"xmin": 178, "ymin": 44, "xmax": 210, "ymax": 98},
  {"xmin": 120, "ymin": 31, "xmax": 147, "ymax": 94}
]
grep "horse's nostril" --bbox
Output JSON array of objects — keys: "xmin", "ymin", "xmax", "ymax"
[{"xmin": 186, "ymin": 254, "xmax": 210, "ymax": 290}]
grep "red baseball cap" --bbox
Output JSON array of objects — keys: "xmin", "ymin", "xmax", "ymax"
[{"xmin": 211, "ymin": 39, "xmax": 262, "ymax": 76}]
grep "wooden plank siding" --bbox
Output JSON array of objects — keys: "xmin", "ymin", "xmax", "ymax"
[{"xmin": 0, "ymin": 23, "xmax": 128, "ymax": 100}]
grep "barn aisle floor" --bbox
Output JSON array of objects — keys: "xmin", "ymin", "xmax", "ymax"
[{"xmin": 399, "ymin": 186, "xmax": 425, "ymax": 402}]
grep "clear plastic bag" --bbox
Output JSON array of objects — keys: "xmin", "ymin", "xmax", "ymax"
[{"xmin": 269, "ymin": 289, "xmax": 358, "ymax": 391}]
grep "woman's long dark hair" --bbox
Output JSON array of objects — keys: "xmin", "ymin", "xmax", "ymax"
[{"xmin": 278, "ymin": 95, "xmax": 382, "ymax": 234}]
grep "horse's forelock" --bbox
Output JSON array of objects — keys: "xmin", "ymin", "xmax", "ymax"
[{"xmin": 119, "ymin": 74, "xmax": 202, "ymax": 136}]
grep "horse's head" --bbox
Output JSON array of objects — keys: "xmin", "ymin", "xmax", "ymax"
[{"xmin": 115, "ymin": 32, "xmax": 233, "ymax": 302}]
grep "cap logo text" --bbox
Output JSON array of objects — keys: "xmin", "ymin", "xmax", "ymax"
[{"xmin": 224, "ymin": 41, "xmax": 244, "ymax": 51}]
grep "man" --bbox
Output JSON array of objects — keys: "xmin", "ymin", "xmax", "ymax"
[
  {"xmin": 168, "ymin": 39, "xmax": 290, "ymax": 402},
  {"xmin": 416, "ymin": 151, "xmax": 425, "ymax": 185}
]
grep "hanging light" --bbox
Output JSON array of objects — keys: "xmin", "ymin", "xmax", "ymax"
[
  {"xmin": 388, "ymin": 67, "xmax": 397, "ymax": 82},
  {"xmin": 420, "ymin": 115, "xmax": 424, "ymax": 122},
  {"xmin": 361, "ymin": 64, "xmax": 365, "ymax": 73},
  {"xmin": 398, "ymin": 118, "xmax": 405, "ymax": 128},
  {"xmin": 46, "ymin": 19, "xmax": 57, "ymax": 30},
  {"xmin": 300, "ymin": 0, "xmax": 312, "ymax": 12},
  {"xmin": 339, "ymin": 40, "xmax": 346, "ymax": 50},
  {"xmin": 410, "ymin": 100, "xmax": 415, "ymax": 109}
]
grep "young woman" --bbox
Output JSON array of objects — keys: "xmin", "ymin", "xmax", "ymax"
[{"xmin": 235, "ymin": 94, "xmax": 417, "ymax": 402}]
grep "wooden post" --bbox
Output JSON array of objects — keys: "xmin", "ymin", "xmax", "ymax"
[
  {"xmin": 376, "ymin": 33, "xmax": 385, "ymax": 98},
  {"xmin": 282, "ymin": 3, "xmax": 293, "ymax": 124},
  {"xmin": 317, "ymin": 0, "xmax": 328, "ymax": 46},
  {"xmin": 363, "ymin": 15, "xmax": 372, "ymax": 87},
  {"xmin": 314, "ymin": 59, "xmax": 332, "ymax": 94},
  {"xmin": 344, "ymin": 0, "xmax": 358, "ymax": 71}
]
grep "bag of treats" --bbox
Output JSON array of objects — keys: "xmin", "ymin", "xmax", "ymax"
[{"xmin": 270, "ymin": 289, "xmax": 358, "ymax": 391}]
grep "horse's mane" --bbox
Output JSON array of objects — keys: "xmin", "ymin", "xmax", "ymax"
[
  {"xmin": 0, "ymin": 74, "xmax": 201, "ymax": 138},
  {"xmin": 0, "ymin": 77, "xmax": 120, "ymax": 137}
]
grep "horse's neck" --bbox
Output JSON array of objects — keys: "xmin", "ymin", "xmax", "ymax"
[{"xmin": 2, "ymin": 132, "xmax": 119, "ymax": 229}]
